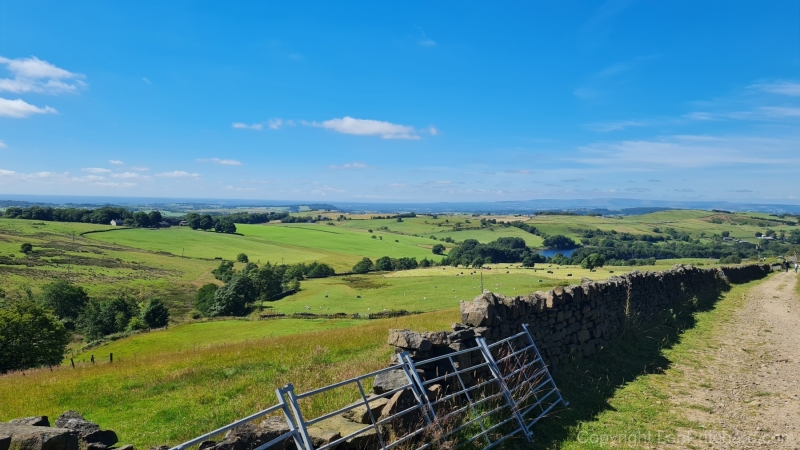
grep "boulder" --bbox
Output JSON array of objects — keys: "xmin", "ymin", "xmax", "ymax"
[
  {"xmin": 312, "ymin": 416, "xmax": 375, "ymax": 450},
  {"xmin": 54, "ymin": 413, "xmax": 117, "ymax": 449},
  {"xmin": 342, "ymin": 397, "xmax": 390, "ymax": 424},
  {"xmin": 8, "ymin": 418, "xmax": 49, "ymax": 428},
  {"xmin": 387, "ymin": 330, "xmax": 431, "ymax": 351},
  {"xmin": 372, "ymin": 369, "xmax": 409, "ymax": 395},
  {"xmin": 0, "ymin": 423, "xmax": 79, "ymax": 450},
  {"xmin": 305, "ymin": 427, "xmax": 340, "ymax": 448},
  {"xmin": 210, "ymin": 418, "xmax": 294, "ymax": 450},
  {"xmin": 53, "ymin": 413, "xmax": 82, "ymax": 430}
]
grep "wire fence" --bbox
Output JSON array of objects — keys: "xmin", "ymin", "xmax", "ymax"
[{"xmin": 170, "ymin": 325, "xmax": 566, "ymax": 450}]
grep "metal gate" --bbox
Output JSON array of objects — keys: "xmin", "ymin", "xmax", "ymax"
[{"xmin": 169, "ymin": 324, "xmax": 566, "ymax": 450}]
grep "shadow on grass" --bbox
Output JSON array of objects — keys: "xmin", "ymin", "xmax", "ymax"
[{"xmin": 524, "ymin": 282, "xmax": 730, "ymax": 449}]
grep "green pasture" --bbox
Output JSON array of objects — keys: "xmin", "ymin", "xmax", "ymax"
[
  {"xmin": 0, "ymin": 310, "xmax": 459, "ymax": 449},
  {"xmin": 70, "ymin": 318, "xmax": 364, "ymax": 362}
]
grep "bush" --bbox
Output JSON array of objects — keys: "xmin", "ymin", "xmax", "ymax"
[
  {"xmin": 194, "ymin": 283, "xmax": 219, "ymax": 316},
  {"xmin": 374, "ymin": 256, "xmax": 394, "ymax": 271},
  {"xmin": 0, "ymin": 299, "xmax": 69, "ymax": 373},
  {"xmin": 432, "ymin": 244, "xmax": 445, "ymax": 255},
  {"xmin": 236, "ymin": 253, "xmax": 249, "ymax": 263},
  {"xmin": 141, "ymin": 298, "xmax": 170, "ymax": 328},
  {"xmin": 19, "ymin": 243, "xmax": 33, "ymax": 254},
  {"xmin": 542, "ymin": 235, "xmax": 577, "ymax": 249},
  {"xmin": 210, "ymin": 274, "xmax": 255, "ymax": 317},
  {"xmin": 79, "ymin": 297, "xmax": 138, "ymax": 341},
  {"xmin": 352, "ymin": 257, "xmax": 374, "ymax": 274},
  {"xmin": 212, "ymin": 260, "xmax": 235, "ymax": 282},
  {"xmin": 719, "ymin": 255, "xmax": 742, "ymax": 264},
  {"xmin": 126, "ymin": 317, "xmax": 149, "ymax": 332}
]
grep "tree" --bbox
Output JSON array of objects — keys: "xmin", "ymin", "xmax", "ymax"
[
  {"xmin": 199, "ymin": 215, "xmax": 215, "ymax": 231},
  {"xmin": 521, "ymin": 256, "xmax": 535, "ymax": 268},
  {"xmin": 721, "ymin": 231, "xmax": 730, "ymax": 237},
  {"xmin": 306, "ymin": 262, "xmax": 335, "ymax": 278},
  {"xmin": 212, "ymin": 260, "xmax": 236, "ymax": 282},
  {"xmin": 542, "ymin": 235, "xmax": 577, "ymax": 250},
  {"xmin": 580, "ymin": 253, "xmax": 605, "ymax": 270},
  {"xmin": 719, "ymin": 255, "xmax": 742, "ymax": 264},
  {"xmin": 250, "ymin": 265, "xmax": 283, "ymax": 300},
  {"xmin": 148, "ymin": 211, "xmax": 163, "ymax": 225},
  {"xmin": 0, "ymin": 299, "xmax": 69, "ymax": 373},
  {"xmin": 40, "ymin": 280, "xmax": 89, "ymax": 321},
  {"xmin": 236, "ymin": 253, "xmax": 249, "ymax": 263},
  {"xmin": 194, "ymin": 283, "xmax": 219, "ymax": 316},
  {"xmin": 432, "ymin": 244, "xmax": 446, "ymax": 255},
  {"xmin": 352, "ymin": 257, "xmax": 374, "ymax": 274},
  {"xmin": 141, "ymin": 298, "xmax": 169, "ymax": 328},
  {"xmin": 19, "ymin": 243, "xmax": 33, "ymax": 254},
  {"xmin": 419, "ymin": 258, "xmax": 432, "ymax": 268},
  {"xmin": 374, "ymin": 256, "xmax": 394, "ymax": 271},
  {"xmin": 215, "ymin": 219, "xmax": 236, "ymax": 234},
  {"xmin": 755, "ymin": 231, "xmax": 763, "ymax": 237},
  {"xmin": 211, "ymin": 274, "xmax": 255, "ymax": 317},
  {"xmin": 133, "ymin": 211, "xmax": 151, "ymax": 228},
  {"xmin": 550, "ymin": 253, "xmax": 569, "ymax": 265},
  {"xmin": 78, "ymin": 297, "xmax": 137, "ymax": 341}
]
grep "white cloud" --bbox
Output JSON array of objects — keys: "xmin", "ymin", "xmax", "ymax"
[
  {"xmin": 232, "ymin": 122, "xmax": 263, "ymax": 130},
  {"xmin": 0, "ymin": 56, "xmax": 86, "ymax": 95},
  {"xmin": 328, "ymin": 162, "xmax": 368, "ymax": 170},
  {"xmin": 758, "ymin": 106, "xmax": 800, "ymax": 118},
  {"xmin": 0, "ymin": 140, "xmax": 6, "ymax": 148},
  {"xmin": 111, "ymin": 172, "xmax": 147, "ymax": 179},
  {"xmin": 309, "ymin": 116, "xmax": 420, "ymax": 139},
  {"xmin": 197, "ymin": 158, "xmax": 242, "ymax": 166},
  {"xmin": 752, "ymin": 81, "xmax": 800, "ymax": 97},
  {"xmin": 0, "ymin": 98, "xmax": 57, "ymax": 118},
  {"xmin": 268, "ymin": 118, "xmax": 283, "ymax": 130},
  {"xmin": 81, "ymin": 167, "xmax": 111, "ymax": 174},
  {"xmin": 428, "ymin": 126, "xmax": 439, "ymax": 136},
  {"xmin": 109, "ymin": 160, "xmax": 124, "ymax": 165},
  {"xmin": 156, "ymin": 171, "xmax": 200, "ymax": 178}
]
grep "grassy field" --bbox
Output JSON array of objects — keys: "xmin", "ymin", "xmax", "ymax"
[{"xmin": 0, "ymin": 310, "xmax": 459, "ymax": 449}]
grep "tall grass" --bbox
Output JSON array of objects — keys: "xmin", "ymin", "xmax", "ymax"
[{"xmin": 0, "ymin": 310, "xmax": 458, "ymax": 449}]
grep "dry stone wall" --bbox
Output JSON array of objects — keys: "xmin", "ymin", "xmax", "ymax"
[{"xmin": 389, "ymin": 264, "xmax": 771, "ymax": 369}]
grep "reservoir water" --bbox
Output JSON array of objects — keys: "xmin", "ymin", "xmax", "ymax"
[{"xmin": 536, "ymin": 248, "xmax": 578, "ymax": 258}]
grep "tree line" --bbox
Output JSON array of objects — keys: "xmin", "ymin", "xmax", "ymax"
[
  {"xmin": 194, "ymin": 254, "xmax": 336, "ymax": 317},
  {"xmin": 0, "ymin": 280, "xmax": 170, "ymax": 373}
]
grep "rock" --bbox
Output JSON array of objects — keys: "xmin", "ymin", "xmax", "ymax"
[
  {"xmin": 215, "ymin": 418, "xmax": 293, "ymax": 450},
  {"xmin": 148, "ymin": 446, "xmax": 169, "ymax": 450},
  {"xmin": 305, "ymin": 427, "xmax": 340, "ymax": 448},
  {"xmin": 53, "ymin": 414, "xmax": 83, "ymax": 430},
  {"xmin": 313, "ymin": 416, "xmax": 375, "ymax": 449},
  {"xmin": 57, "ymin": 420, "xmax": 117, "ymax": 449},
  {"xmin": 116, "ymin": 445, "xmax": 134, "ymax": 450},
  {"xmin": 372, "ymin": 369, "xmax": 409, "ymax": 395},
  {"xmin": 0, "ymin": 423, "xmax": 79, "ymax": 450},
  {"xmin": 257, "ymin": 417, "xmax": 292, "ymax": 447},
  {"xmin": 8, "ymin": 418, "xmax": 49, "ymax": 428},
  {"xmin": 387, "ymin": 330, "xmax": 431, "ymax": 351},
  {"xmin": 342, "ymin": 397, "xmax": 390, "ymax": 424}
]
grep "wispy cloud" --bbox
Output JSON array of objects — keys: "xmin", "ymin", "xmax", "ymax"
[
  {"xmin": 130, "ymin": 166, "xmax": 149, "ymax": 172},
  {"xmin": 0, "ymin": 56, "xmax": 86, "ymax": 95},
  {"xmin": 307, "ymin": 116, "xmax": 420, "ymax": 140},
  {"xmin": 505, "ymin": 169, "xmax": 533, "ymax": 174},
  {"xmin": 0, "ymin": 98, "xmax": 57, "ymax": 118},
  {"xmin": 81, "ymin": 167, "xmax": 111, "ymax": 174},
  {"xmin": 111, "ymin": 172, "xmax": 150, "ymax": 179},
  {"xmin": 674, "ymin": 188, "xmax": 695, "ymax": 192},
  {"xmin": 156, "ymin": 171, "xmax": 200, "ymax": 178},
  {"xmin": 416, "ymin": 26, "xmax": 436, "ymax": 47},
  {"xmin": 751, "ymin": 81, "xmax": 800, "ymax": 97},
  {"xmin": 0, "ymin": 140, "xmax": 6, "ymax": 148},
  {"xmin": 109, "ymin": 160, "xmax": 124, "ymax": 165},
  {"xmin": 625, "ymin": 187, "xmax": 651, "ymax": 193},
  {"xmin": 328, "ymin": 162, "xmax": 368, "ymax": 170},
  {"xmin": 232, "ymin": 122, "xmax": 263, "ymax": 131},
  {"xmin": 197, "ymin": 158, "xmax": 242, "ymax": 166},
  {"xmin": 562, "ymin": 178, "xmax": 586, "ymax": 182},
  {"xmin": 578, "ymin": 135, "xmax": 800, "ymax": 169},
  {"xmin": 142, "ymin": 77, "xmax": 151, "ymax": 85},
  {"xmin": 586, "ymin": 120, "xmax": 646, "ymax": 132}
]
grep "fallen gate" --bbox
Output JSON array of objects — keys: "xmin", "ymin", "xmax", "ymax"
[{"xmin": 170, "ymin": 324, "xmax": 567, "ymax": 450}]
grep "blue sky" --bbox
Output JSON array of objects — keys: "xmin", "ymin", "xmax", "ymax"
[{"xmin": 0, "ymin": 1, "xmax": 799, "ymax": 203}]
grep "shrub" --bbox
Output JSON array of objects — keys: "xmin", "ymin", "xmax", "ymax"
[
  {"xmin": 19, "ymin": 243, "xmax": 33, "ymax": 254},
  {"xmin": 40, "ymin": 280, "xmax": 89, "ymax": 321},
  {"xmin": 126, "ymin": 317, "xmax": 149, "ymax": 332},
  {"xmin": 236, "ymin": 253, "xmax": 249, "ymax": 263},
  {"xmin": 194, "ymin": 283, "xmax": 219, "ymax": 316},
  {"xmin": 352, "ymin": 257, "xmax": 374, "ymax": 274},
  {"xmin": 432, "ymin": 244, "xmax": 445, "ymax": 255},
  {"xmin": 141, "ymin": 298, "xmax": 170, "ymax": 328}
]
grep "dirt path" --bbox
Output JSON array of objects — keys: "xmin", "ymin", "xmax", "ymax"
[{"xmin": 672, "ymin": 271, "xmax": 800, "ymax": 449}]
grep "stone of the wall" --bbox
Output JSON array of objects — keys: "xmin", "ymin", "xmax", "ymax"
[{"xmin": 388, "ymin": 264, "xmax": 771, "ymax": 371}]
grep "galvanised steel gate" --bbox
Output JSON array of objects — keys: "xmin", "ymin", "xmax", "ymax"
[{"xmin": 170, "ymin": 324, "xmax": 566, "ymax": 450}]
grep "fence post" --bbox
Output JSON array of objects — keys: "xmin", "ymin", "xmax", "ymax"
[
  {"xmin": 70, "ymin": 358, "xmax": 75, "ymax": 369},
  {"xmin": 476, "ymin": 337, "xmax": 532, "ymax": 443},
  {"xmin": 110, "ymin": 353, "xmax": 113, "ymax": 363}
]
